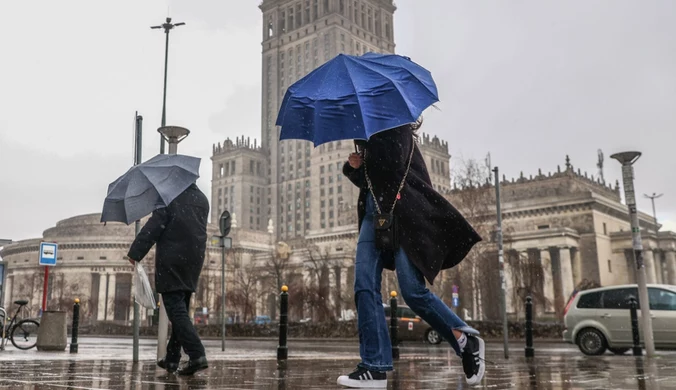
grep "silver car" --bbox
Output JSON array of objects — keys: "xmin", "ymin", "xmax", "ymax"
[{"xmin": 563, "ymin": 284, "xmax": 676, "ymax": 355}]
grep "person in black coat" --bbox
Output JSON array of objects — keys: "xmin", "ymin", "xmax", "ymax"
[
  {"xmin": 336, "ymin": 121, "xmax": 486, "ymax": 389},
  {"xmin": 127, "ymin": 183, "xmax": 209, "ymax": 375}
]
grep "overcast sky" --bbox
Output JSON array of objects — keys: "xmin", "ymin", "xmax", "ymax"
[{"xmin": 1, "ymin": 1, "xmax": 674, "ymax": 241}]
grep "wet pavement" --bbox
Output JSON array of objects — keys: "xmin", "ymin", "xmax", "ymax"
[{"xmin": 0, "ymin": 338, "xmax": 674, "ymax": 389}]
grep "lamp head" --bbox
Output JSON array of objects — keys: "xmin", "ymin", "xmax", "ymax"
[
  {"xmin": 158, "ymin": 125, "xmax": 190, "ymax": 140},
  {"xmin": 610, "ymin": 151, "xmax": 641, "ymax": 166}
]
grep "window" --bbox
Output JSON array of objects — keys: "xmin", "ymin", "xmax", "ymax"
[
  {"xmin": 267, "ymin": 16, "xmax": 274, "ymax": 38},
  {"xmin": 576, "ymin": 291, "xmax": 602, "ymax": 309},
  {"xmin": 324, "ymin": 0, "xmax": 329, "ymax": 14},
  {"xmin": 288, "ymin": 7, "xmax": 294, "ymax": 30},
  {"xmin": 603, "ymin": 223, "xmax": 607, "ymax": 235},
  {"xmin": 607, "ymin": 259, "xmax": 612, "ymax": 273},
  {"xmin": 321, "ymin": 166, "xmax": 325, "ymax": 174},
  {"xmin": 649, "ymin": 288, "xmax": 676, "ymax": 310},
  {"xmin": 602, "ymin": 288, "xmax": 638, "ymax": 310}
]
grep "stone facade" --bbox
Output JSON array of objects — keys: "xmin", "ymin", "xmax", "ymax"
[{"xmin": 444, "ymin": 157, "xmax": 676, "ymax": 321}]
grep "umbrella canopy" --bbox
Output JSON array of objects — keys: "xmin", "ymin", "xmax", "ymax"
[
  {"xmin": 101, "ymin": 154, "xmax": 201, "ymax": 225},
  {"xmin": 276, "ymin": 52, "xmax": 439, "ymax": 146}
]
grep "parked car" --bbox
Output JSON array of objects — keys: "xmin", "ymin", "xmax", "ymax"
[
  {"xmin": 563, "ymin": 284, "xmax": 676, "ymax": 355},
  {"xmin": 383, "ymin": 304, "xmax": 442, "ymax": 344},
  {"xmin": 251, "ymin": 315, "xmax": 272, "ymax": 325}
]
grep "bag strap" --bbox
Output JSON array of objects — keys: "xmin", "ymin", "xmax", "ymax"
[{"xmin": 363, "ymin": 135, "xmax": 416, "ymax": 215}]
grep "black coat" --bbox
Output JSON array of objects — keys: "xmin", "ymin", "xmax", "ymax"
[
  {"xmin": 127, "ymin": 183, "xmax": 209, "ymax": 293},
  {"xmin": 343, "ymin": 126, "xmax": 482, "ymax": 285}
]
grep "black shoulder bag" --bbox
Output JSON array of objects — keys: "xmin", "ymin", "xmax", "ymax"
[{"xmin": 363, "ymin": 135, "xmax": 416, "ymax": 251}]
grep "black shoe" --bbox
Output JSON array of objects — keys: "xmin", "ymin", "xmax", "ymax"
[
  {"xmin": 157, "ymin": 358, "xmax": 179, "ymax": 373},
  {"xmin": 337, "ymin": 366, "xmax": 387, "ymax": 388},
  {"xmin": 461, "ymin": 335, "xmax": 486, "ymax": 385},
  {"xmin": 176, "ymin": 356, "xmax": 208, "ymax": 376}
]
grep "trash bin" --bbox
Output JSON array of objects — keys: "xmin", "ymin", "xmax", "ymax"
[{"xmin": 36, "ymin": 311, "xmax": 68, "ymax": 351}]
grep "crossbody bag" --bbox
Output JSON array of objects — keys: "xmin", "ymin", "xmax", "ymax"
[{"xmin": 363, "ymin": 135, "xmax": 416, "ymax": 251}]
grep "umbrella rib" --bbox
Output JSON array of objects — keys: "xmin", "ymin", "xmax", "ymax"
[
  {"xmin": 350, "ymin": 57, "xmax": 438, "ymax": 120},
  {"xmin": 360, "ymin": 55, "xmax": 439, "ymax": 101},
  {"xmin": 344, "ymin": 57, "xmax": 418, "ymax": 130}
]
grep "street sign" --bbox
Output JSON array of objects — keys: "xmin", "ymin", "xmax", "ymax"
[
  {"xmin": 452, "ymin": 285, "xmax": 458, "ymax": 294},
  {"xmin": 39, "ymin": 242, "xmax": 58, "ymax": 266},
  {"xmin": 452, "ymin": 297, "xmax": 460, "ymax": 307}
]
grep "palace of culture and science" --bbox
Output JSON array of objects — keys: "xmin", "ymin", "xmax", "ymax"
[{"xmin": 211, "ymin": 0, "xmax": 452, "ymax": 243}]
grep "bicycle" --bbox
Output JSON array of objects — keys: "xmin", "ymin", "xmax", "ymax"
[{"xmin": 0, "ymin": 300, "xmax": 40, "ymax": 350}]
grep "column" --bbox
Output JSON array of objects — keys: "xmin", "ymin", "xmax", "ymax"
[
  {"xmin": 540, "ymin": 248, "xmax": 555, "ymax": 313},
  {"xmin": 504, "ymin": 252, "xmax": 514, "ymax": 313},
  {"xmin": 665, "ymin": 250, "xmax": 676, "ymax": 285},
  {"xmin": 653, "ymin": 251, "xmax": 664, "ymax": 284},
  {"xmin": 106, "ymin": 274, "xmax": 116, "ymax": 321},
  {"xmin": 643, "ymin": 249, "xmax": 657, "ymax": 284},
  {"xmin": 558, "ymin": 247, "xmax": 575, "ymax": 303},
  {"xmin": 571, "ymin": 248, "xmax": 582, "ymax": 287},
  {"xmin": 97, "ymin": 273, "xmax": 107, "ymax": 321}
]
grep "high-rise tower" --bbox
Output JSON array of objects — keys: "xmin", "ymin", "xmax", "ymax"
[{"xmin": 259, "ymin": 0, "xmax": 397, "ymax": 240}]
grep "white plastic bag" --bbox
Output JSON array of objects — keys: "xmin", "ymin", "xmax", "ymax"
[{"xmin": 134, "ymin": 263, "xmax": 156, "ymax": 309}]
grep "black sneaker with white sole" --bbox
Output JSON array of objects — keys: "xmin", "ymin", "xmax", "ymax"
[
  {"xmin": 337, "ymin": 366, "xmax": 387, "ymax": 388},
  {"xmin": 461, "ymin": 335, "xmax": 486, "ymax": 385}
]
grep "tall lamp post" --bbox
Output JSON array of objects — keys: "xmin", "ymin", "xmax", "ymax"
[
  {"xmin": 611, "ymin": 151, "xmax": 656, "ymax": 357},
  {"xmin": 643, "ymin": 193, "xmax": 663, "ymax": 232},
  {"xmin": 492, "ymin": 167, "xmax": 509, "ymax": 359},
  {"xmin": 155, "ymin": 125, "xmax": 190, "ymax": 360},
  {"xmin": 151, "ymin": 17, "xmax": 185, "ymax": 155},
  {"xmin": 213, "ymin": 211, "xmax": 232, "ymax": 352}
]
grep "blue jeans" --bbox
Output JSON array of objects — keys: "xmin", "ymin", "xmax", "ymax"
[{"xmin": 355, "ymin": 196, "xmax": 479, "ymax": 372}]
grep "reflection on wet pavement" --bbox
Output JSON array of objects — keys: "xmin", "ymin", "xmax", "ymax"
[{"xmin": 0, "ymin": 348, "xmax": 674, "ymax": 389}]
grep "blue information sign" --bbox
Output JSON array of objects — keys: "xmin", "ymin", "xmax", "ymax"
[
  {"xmin": 452, "ymin": 297, "xmax": 459, "ymax": 307},
  {"xmin": 39, "ymin": 242, "xmax": 58, "ymax": 266}
]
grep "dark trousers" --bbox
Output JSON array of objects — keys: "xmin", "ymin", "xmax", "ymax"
[{"xmin": 162, "ymin": 291, "xmax": 206, "ymax": 362}]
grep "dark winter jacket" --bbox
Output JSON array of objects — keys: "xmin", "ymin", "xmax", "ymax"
[
  {"xmin": 343, "ymin": 126, "xmax": 482, "ymax": 284},
  {"xmin": 127, "ymin": 183, "xmax": 209, "ymax": 293}
]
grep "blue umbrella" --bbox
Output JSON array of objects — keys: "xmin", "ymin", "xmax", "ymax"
[
  {"xmin": 276, "ymin": 52, "xmax": 439, "ymax": 146},
  {"xmin": 101, "ymin": 154, "xmax": 201, "ymax": 225}
]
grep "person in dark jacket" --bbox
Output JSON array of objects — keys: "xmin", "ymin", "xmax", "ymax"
[
  {"xmin": 336, "ymin": 121, "xmax": 486, "ymax": 388},
  {"xmin": 127, "ymin": 183, "xmax": 209, "ymax": 376}
]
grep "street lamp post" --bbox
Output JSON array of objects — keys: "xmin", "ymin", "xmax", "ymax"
[
  {"xmin": 611, "ymin": 151, "xmax": 656, "ymax": 357},
  {"xmin": 492, "ymin": 167, "xmax": 509, "ymax": 359},
  {"xmin": 214, "ymin": 211, "xmax": 232, "ymax": 352},
  {"xmin": 643, "ymin": 193, "xmax": 663, "ymax": 232},
  {"xmin": 155, "ymin": 125, "xmax": 190, "ymax": 360},
  {"xmin": 132, "ymin": 113, "xmax": 143, "ymax": 363},
  {"xmin": 151, "ymin": 17, "xmax": 185, "ymax": 155}
]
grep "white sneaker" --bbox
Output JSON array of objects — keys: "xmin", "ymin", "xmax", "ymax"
[{"xmin": 337, "ymin": 366, "xmax": 387, "ymax": 388}]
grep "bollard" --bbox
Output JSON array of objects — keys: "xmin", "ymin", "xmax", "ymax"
[
  {"xmin": 277, "ymin": 285, "xmax": 289, "ymax": 361},
  {"xmin": 69, "ymin": 298, "xmax": 80, "ymax": 353},
  {"xmin": 390, "ymin": 291, "xmax": 400, "ymax": 360},
  {"xmin": 629, "ymin": 296, "xmax": 642, "ymax": 356},
  {"xmin": 525, "ymin": 296, "xmax": 534, "ymax": 358}
]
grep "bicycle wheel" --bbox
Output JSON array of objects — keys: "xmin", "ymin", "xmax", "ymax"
[{"xmin": 10, "ymin": 319, "xmax": 39, "ymax": 350}]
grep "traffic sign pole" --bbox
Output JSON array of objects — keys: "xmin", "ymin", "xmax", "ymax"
[
  {"xmin": 38, "ymin": 242, "xmax": 58, "ymax": 313},
  {"xmin": 41, "ymin": 266, "xmax": 49, "ymax": 312}
]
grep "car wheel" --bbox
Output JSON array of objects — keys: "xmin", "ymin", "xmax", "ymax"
[
  {"xmin": 608, "ymin": 347, "xmax": 630, "ymax": 355},
  {"xmin": 576, "ymin": 328, "xmax": 607, "ymax": 356},
  {"xmin": 425, "ymin": 329, "xmax": 442, "ymax": 345}
]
